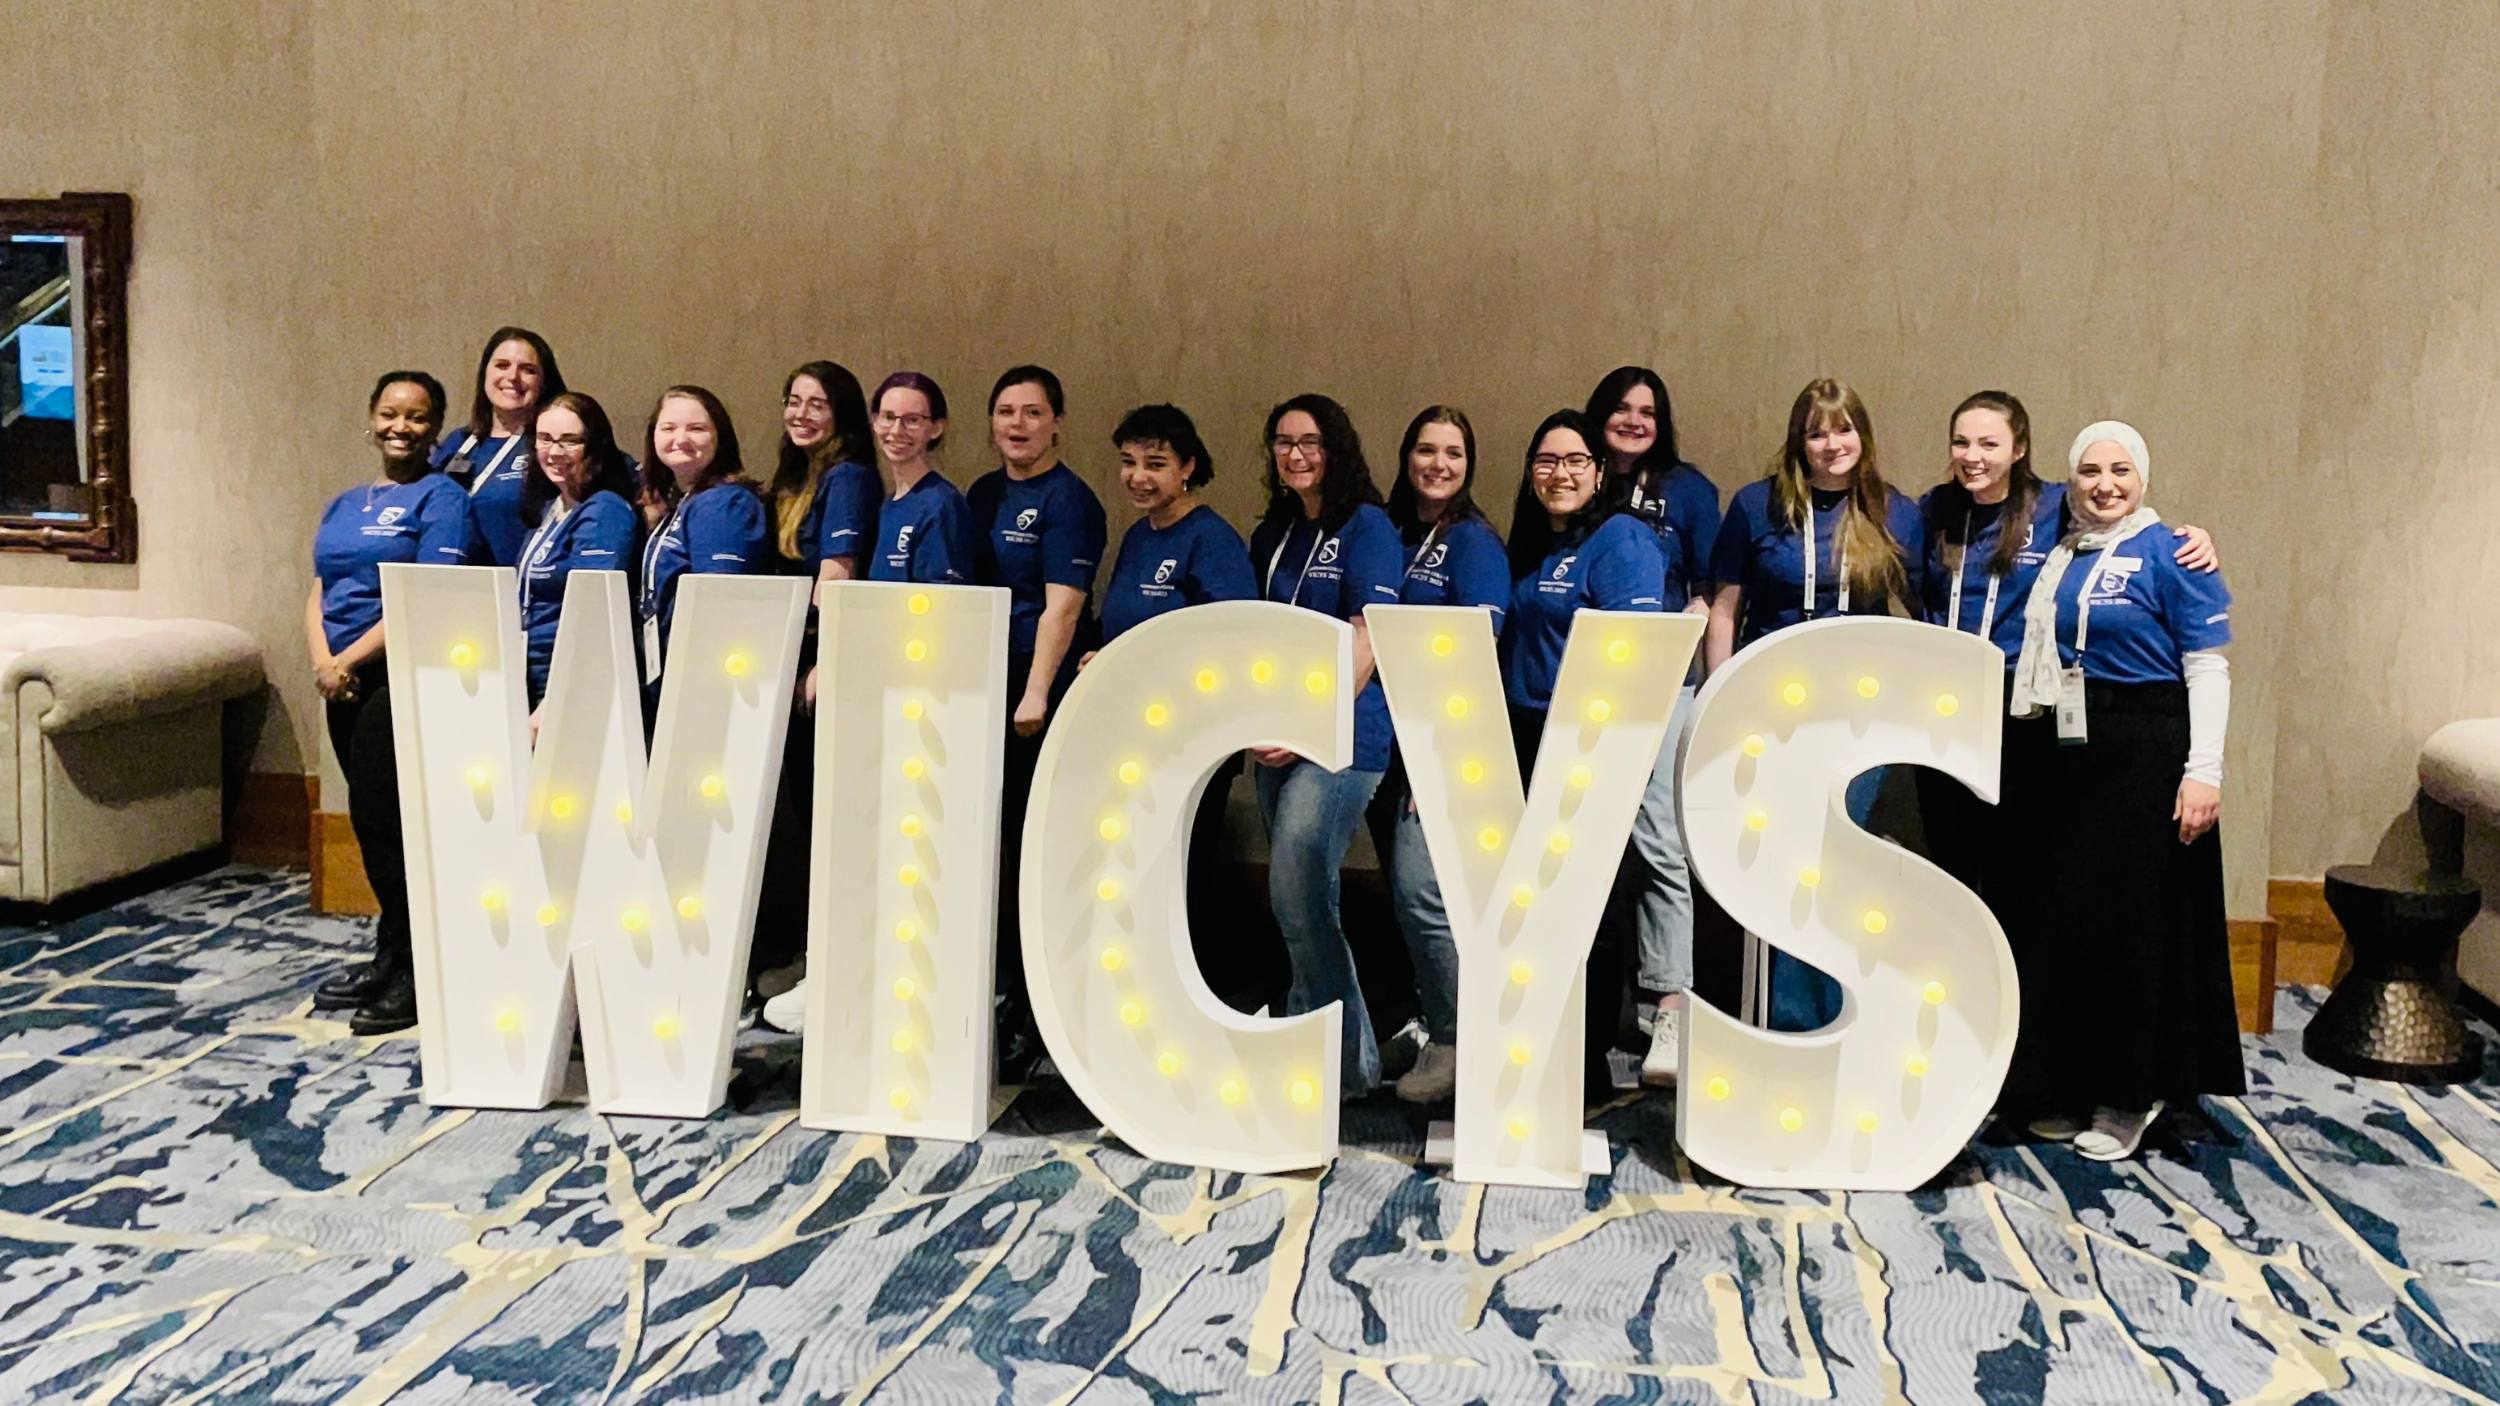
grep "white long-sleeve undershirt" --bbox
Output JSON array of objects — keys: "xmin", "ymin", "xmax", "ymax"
[{"xmin": 2184, "ymin": 649, "xmax": 2228, "ymax": 786}]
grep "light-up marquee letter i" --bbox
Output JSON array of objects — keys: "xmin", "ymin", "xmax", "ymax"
[
  {"xmin": 1374, "ymin": 604, "xmax": 1702, "ymax": 1187},
  {"xmin": 382, "ymin": 564, "xmax": 808, "ymax": 1117},
  {"xmin": 801, "ymin": 582, "xmax": 1009, "ymax": 1141},
  {"xmin": 1023, "ymin": 601, "xmax": 1352, "ymax": 1173},
  {"xmin": 1678, "ymin": 616, "xmax": 2014, "ymax": 1190}
]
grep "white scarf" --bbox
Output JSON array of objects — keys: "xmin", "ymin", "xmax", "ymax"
[{"xmin": 2008, "ymin": 505, "xmax": 2162, "ymax": 717}]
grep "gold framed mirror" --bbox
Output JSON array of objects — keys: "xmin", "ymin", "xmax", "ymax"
[{"xmin": 0, "ymin": 192, "xmax": 134, "ymax": 562}]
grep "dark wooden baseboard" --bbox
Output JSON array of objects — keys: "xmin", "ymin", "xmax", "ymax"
[
  {"xmin": 2268, "ymin": 878, "xmax": 2348, "ymax": 987},
  {"xmin": 311, "ymin": 811, "xmax": 377, "ymax": 916},
  {"xmin": 232, "ymin": 772, "xmax": 315, "ymax": 870}
]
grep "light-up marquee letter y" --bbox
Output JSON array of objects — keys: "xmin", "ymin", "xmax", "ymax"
[
  {"xmin": 1022, "ymin": 600, "xmax": 1352, "ymax": 1173},
  {"xmin": 1373, "ymin": 604, "xmax": 1702, "ymax": 1187},
  {"xmin": 383, "ymin": 564, "xmax": 807, "ymax": 1117},
  {"xmin": 1678, "ymin": 616, "xmax": 2015, "ymax": 1189}
]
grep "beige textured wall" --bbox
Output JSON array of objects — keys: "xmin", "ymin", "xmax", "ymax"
[
  {"xmin": 6, "ymin": 0, "xmax": 2345, "ymax": 914},
  {"xmin": 2271, "ymin": 0, "xmax": 2500, "ymax": 879}
]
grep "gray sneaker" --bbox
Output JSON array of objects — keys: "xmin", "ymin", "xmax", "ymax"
[
  {"xmin": 1379, "ymin": 1017, "xmax": 1429, "ymax": 1081},
  {"xmin": 1640, "ymin": 1006, "xmax": 1681, "ymax": 1087},
  {"xmin": 1394, "ymin": 1042, "xmax": 1458, "ymax": 1103}
]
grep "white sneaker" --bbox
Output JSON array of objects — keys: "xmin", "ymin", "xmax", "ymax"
[
  {"xmin": 760, "ymin": 979, "xmax": 807, "ymax": 1034},
  {"xmin": 1641, "ymin": 1006, "xmax": 1681, "ymax": 1087},
  {"xmin": 2076, "ymin": 1101, "xmax": 2164, "ymax": 1162},
  {"xmin": 1394, "ymin": 1043, "xmax": 1458, "ymax": 1103}
]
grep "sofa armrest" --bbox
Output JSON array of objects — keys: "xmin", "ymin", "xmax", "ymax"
[
  {"xmin": 2421, "ymin": 720, "xmax": 2500, "ymax": 826},
  {"xmin": 0, "ymin": 622, "xmax": 266, "ymax": 737}
]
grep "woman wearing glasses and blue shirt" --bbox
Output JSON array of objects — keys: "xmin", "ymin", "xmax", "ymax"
[
  {"xmin": 866, "ymin": 372, "xmax": 976, "ymax": 584},
  {"xmin": 1246, "ymin": 394, "xmax": 1404, "ymax": 1098},
  {"xmin": 516, "ymin": 392, "xmax": 640, "ymax": 713}
]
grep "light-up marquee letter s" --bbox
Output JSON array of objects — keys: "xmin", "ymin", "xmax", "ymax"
[
  {"xmin": 1373, "ymin": 604, "xmax": 1702, "ymax": 1187},
  {"xmin": 1023, "ymin": 600, "xmax": 1352, "ymax": 1173},
  {"xmin": 383, "ymin": 564, "xmax": 808, "ymax": 1117},
  {"xmin": 801, "ymin": 582, "xmax": 1009, "ymax": 1141},
  {"xmin": 1678, "ymin": 616, "xmax": 2014, "ymax": 1190}
]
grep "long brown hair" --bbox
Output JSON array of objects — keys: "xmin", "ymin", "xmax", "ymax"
[
  {"xmin": 767, "ymin": 361, "xmax": 871, "ymax": 560},
  {"xmin": 1929, "ymin": 390, "xmax": 2040, "ymax": 578},
  {"xmin": 1767, "ymin": 379, "xmax": 1907, "ymax": 609}
]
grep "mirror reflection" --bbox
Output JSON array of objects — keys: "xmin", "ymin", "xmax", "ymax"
[{"xmin": 0, "ymin": 232, "xmax": 86, "ymax": 521}]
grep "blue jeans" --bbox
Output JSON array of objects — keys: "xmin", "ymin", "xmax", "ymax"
[
  {"xmin": 1256, "ymin": 759, "xmax": 1388, "ymax": 1093},
  {"xmin": 1766, "ymin": 766, "xmax": 1886, "ymax": 1032},
  {"xmin": 1389, "ymin": 804, "xmax": 1460, "ymax": 1043},
  {"xmin": 1626, "ymin": 685, "xmax": 1699, "ymax": 994}
]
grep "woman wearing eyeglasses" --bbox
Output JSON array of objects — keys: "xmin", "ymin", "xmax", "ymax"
[
  {"xmin": 1246, "ymin": 393, "xmax": 1404, "ymax": 1097},
  {"xmin": 434, "ymin": 326, "xmax": 568, "ymax": 567},
  {"xmin": 515, "ymin": 392, "xmax": 640, "ymax": 711},
  {"xmin": 866, "ymin": 372, "xmax": 975, "ymax": 584},
  {"xmin": 1705, "ymin": 378, "xmax": 1922, "ymax": 1033}
]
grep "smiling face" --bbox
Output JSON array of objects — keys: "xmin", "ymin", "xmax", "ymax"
[
  {"xmin": 1118, "ymin": 439, "xmax": 1189, "ymax": 514},
  {"xmin": 1804, "ymin": 414, "xmax": 1863, "ymax": 481},
  {"xmin": 652, "ymin": 394, "xmax": 718, "ymax": 488},
  {"xmin": 484, "ymin": 338, "xmax": 544, "ymax": 418},
  {"xmin": 1272, "ymin": 410, "xmax": 1325, "ymax": 502},
  {"xmin": 1529, "ymin": 426, "xmax": 1600, "ymax": 518},
  {"xmin": 1604, "ymin": 381, "xmax": 1658, "ymax": 467},
  {"xmin": 783, "ymin": 375, "xmax": 832, "ymax": 451},
  {"xmin": 370, "ymin": 381, "xmax": 438, "ymax": 470},
  {"xmin": 874, "ymin": 387, "xmax": 939, "ymax": 466},
  {"xmin": 534, "ymin": 403, "xmax": 592, "ymax": 499},
  {"xmin": 991, "ymin": 381, "xmax": 1058, "ymax": 471},
  {"xmin": 1949, "ymin": 407, "xmax": 2019, "ymax": 502},
  {"xmin": 2070, "ymin": 439, "xmax": 2144, "ymax": 524},
  {"xmin": 1407, "ymin": 419, "xmax": 1468, "ymax": 508}
]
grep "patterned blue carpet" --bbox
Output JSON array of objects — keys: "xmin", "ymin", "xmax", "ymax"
[{"xmin": 3, "ymin": 869, "xmax": 2500, "ymax": 1403}]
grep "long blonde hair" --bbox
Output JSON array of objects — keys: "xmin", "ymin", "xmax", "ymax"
[{"xmin": 1767, "ymin": 378, "xmax": 1908, "ymax": 610}]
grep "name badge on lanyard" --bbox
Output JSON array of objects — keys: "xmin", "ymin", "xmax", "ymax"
[
  {"xmin": 1265, "ymin": 524, "xmax": 1323, "ymax": 609},
  {"xmin": 457, "ymin": 433, "xmax": 523, "ymax": 497},
  {"xmin": 1801, "ymin": 504, "xmax": 1848, "ymax": 620},
  {"xmin": 2055, "ymin": 543, "xmax": 2122, "ymax": 746},
  {"xmin": 640, "ymin": 503, "xmax": 685, "ymax": 686},
  {"xmin": 1945, "ymin": 508, "xmax": 2002, "ymax": 637}
]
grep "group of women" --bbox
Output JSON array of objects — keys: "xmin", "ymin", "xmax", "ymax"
[{"xmin": 307, "ymin": 326, "xmax": 2246, "ymax": 1162}]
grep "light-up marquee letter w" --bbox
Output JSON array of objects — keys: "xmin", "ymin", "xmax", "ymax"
[
  {"xmin": 1022, "ymin": 601, "xmax": 1352, "ymax": 1173},
  {"xmin": 1373, "ymin": 604, "xmax": 1703, "ymax": 1187},
  {"xmin": 382, "ymin": 564, "xmax": 807, "ymax": 1117},
  {"xmin": 1678, "ymin": 616, "xmax": 2015, "ymax": 1190}
]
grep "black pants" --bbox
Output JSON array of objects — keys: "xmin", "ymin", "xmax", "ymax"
[
  {"xmin": 750, "ymin": 697, "xmax": 815, "ymax": 981},
  {"xmin": 325, "ymin": 671, "xmax": 410, "ymax": 968}
]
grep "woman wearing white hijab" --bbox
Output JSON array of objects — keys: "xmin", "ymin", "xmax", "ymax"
[{"xmin": 2001, "ymin": 421, "xmax": 2243, "ymax": 1160}]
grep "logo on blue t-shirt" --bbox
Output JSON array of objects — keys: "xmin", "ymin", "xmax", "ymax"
[
  {"xmin": 1153, "ymin": 558, "xmax": 1177, "ymax": 584},
  {"xmin": 2091, "ymin": 556, "xmax": 2143, "ymax": 601},
  {"xmin": 1317, "ymin": 538, "xmax": 1340, "ymax": 565},
  {"xmin": 1550, "ymin": 554, "xmax": 1574, "ymax": 581},
  {"xmin": 1422, "ymin": 543, "xmax": 1448, "ymax": 569},
  {"xmin": 375, "ymin": 506, "xmax": 406, "ymax": 527},
  {"xmin": 893, "ymin": 524, "xmax": 916, "ymax": 561},
  {"xmin": 1015, "ymin": 508, "xmax": 1038, "ymax": 531}
]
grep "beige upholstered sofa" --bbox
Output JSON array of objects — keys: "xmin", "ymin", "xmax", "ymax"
[
  {"xmin": 2420, "ymin": 720, "xmax": 2500, "ymax": 1004},
  {"xmin": 0, "ymin": 614, "xmax": 264, "ymax": 902}
]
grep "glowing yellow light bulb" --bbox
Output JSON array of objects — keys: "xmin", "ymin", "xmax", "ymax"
[
  {"xmin": 1459, "ymin": 758, "xmax": 1486, "ymax": 785},
  {"xmin": 1477, "ymin": 825, "xmax": 1502, "ymax": 851},
  {"xmin": 1857, "ymin": 1111, "xmax": 1880, "ymax": 1134},
  {"xmin": 1194, "ymin": 668, "xmax": 1219, "ymax": 693},
  {"xmin": 1506, "ymin": 1116, "xmax": 1531, "ymax": 1141},
  {"xmin": 1155, "ymin": 1050, "xmax": 1181, "ymax": 1076},
  {"xmin": 1779, "ymin": 1107, "xmax": 1805, "ymax": 1133},
  {"xmin": 899, "ymin": 814, "xmax": 922, "ymax": 838},
  {"xmin": 1511, "ymin": 884, "xmax": 1534, "ymax": 909},
  {"xmin": 1606, "ymin": 638, "xmax": 1633, "ymax": 664},
  {"xmin": 1906, "ymin": 1053, "xmax": 1930, "ymax": 1077},
  {"xmin": 1219, "ymin": 1078, "xmax": 1246, "ymax": 1105},
  {"xmin": 1923, "ymin": 981, "xmax": 1947, "ymax": 1006},
  {"xmin": 1741, "ymin": 734, "xmax": 1766, "ymax": 759},
  {"xmin": 1798, "ymin": 866, "xmax": 1822, "ymax": 889},
  {"xmin": 1098, "ymin": 815, "xmax": 1125, "ymax": 842},
  {"xmin": 1304, "ymin": 669, "xmax": 1330, "ymax": 695},
  {"xmin": 723, "ymin": 651, "xmax": 751, "ymax": 678},
  {"xmin": 494, "ymin": 1006, "xmax": 521, "ymax": 1033},
  {"xmin": 1706, "ymin": 1076, "xmax": 1731, "ymax": 1101},
  {"xmin": 620, "ymin": 907, "xmax": 647, "ymax": 933},
  {"xmin": 1745, "ymin": 809, "xmax": 1769, "ymax": 832},
  {"xmin": 894, "ymin": 920, "xmax": 919, "ymax": 943},
  {"xmin": 1289, "ymin": 1078, "xmax": 1316, "ymax": 1106},
  {"xmin": 614, "ymin": 801, "xmax": 634, "ymax": 826},
  {"xmin": 1144, "ymin": 703, "xmax": 1169, "ymax": 728},
  {"xmin": 535, "ymin": 903, "xmax": 559, "ymax": 926},
  {"xmin": 1935, "ymin": 693, "xmax": 1960, "ymax": 717},
  {"xmin": 1508, "ymin": 1041, "xmax": 1532, "ymax": 1066},
  {"xmin": 1547, "ymin": 829, "xmax": 1571, "ymax": 855},
  {"xmin": 900, "ymin": 757, "xmax": 925, "ymax": 781},
  {"xmin": 480, "ymin": 887, "xmax": 506, "ymax": 913},
  {"xmin": 653, "ymin": 1013, "xmax": 681, "ymax": 1040},
  {"xmin": 675, "ymin": 895, "xmax": 702, "ymax": 920},
  {"xmin": 1117, "ymin": 760, "xmax": 1143, "ymax": 786},
  {"xmin": 1568, "ymin": 765, "xmax": 1592, "ymax": 789},
  {"xmin": 903, "ymin": 639, "xmax": 928, "ymax": 663},
  {"xmin": 897, "ymin": 864, "xmax": 921, "ymax": 887},
  {"xmin": 1856, "ymin": 675, "xmax": 1881, "ymax": 699},
  {"xmin": 1250, "ymin": 660, "xmax": 1275, "ymax": 685},
  {"xmin": 901, "ymin": 699, "xmax": 924, "ymax": 722},
  {"xmin": 1509, "ymin": 960, "xmax": 1533, "ymax": 987},
  {"xmin": 1096, "ymin": 879, "xmax": 1121, "ymax": 902},
  {"xmin": 448, "ymin": 642, "xmax": 478, "ymax": 669},
  {"xmin": 1445, "ymin": 694, "xmax": 1470, "ymax": 719},
  {"xmin": 907, "ymin": 592, "xmax": 931, "ymax": 615},
  {"xmin": 1099, "ymin": 946, "xmax": 1126, "ymax": 973},
  {"xmin": 698, "ymin": 774, "xmax": 724, "ymax": 799},
  {"xmin": 1863, "ymin": 909, "xmax": 1888, "ymax": 935},
  {"xmin": 1430, "ymin": 633, "xmax": 1455, "ymax": 657},
  {"xmin": 889, "ymin": 1086, "xmax": 910, "ymax": 1109},
  {"xmin": 464, "ymin": 764, "xmax": 490, "ymax": 791},
  {"xmin": 891, "ymin": 1029, "xmax": 916, "ymax": 1053},
  {"xmin": 1586, "ymin": 698, "xmax": 1613, "ymax": 723},
  {"xmin": 892, "ymin": 977, "xmax": 916, "ymax": 1001},
  {"xmin": 549, "ymin": 795, "xmax": 577, "ymax": 821},
  {"xmin": 1116, "ymin": 998, "xmax": 1147, "ymax": 1027},
  {"xmin": 1782, "ymin": 682, "xmax": 1808, "ymax": 707}
]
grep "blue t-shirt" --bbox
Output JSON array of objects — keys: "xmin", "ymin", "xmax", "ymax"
[
  {"xmin": 1100, "ymin": 504, "xmax": 1258, "ymax": 643},
  {"xmin": 638, "ymin": 481, "xmax": 767, "ymax": 669},
  {"xmin": 518, "ymin": 490, "xmax": 638, "ymax": 705},
  {"xmin": 1621, "ymin": 462, "xmax": 1720, "ymax": 605},
  {"xmin": 1249, "ymin": 502, "xmax": 1403, "ymax": 772},
  {"xmin": 1710, "ymin": 480, "xmax": 1926, "ymax": 644},
  {"xmin": 868, "ymin": 471, "xmax": 976, "ymax": 584},
  {"xmin": 2049, "ymin": 521, "xmax": 2233, "ymax": 685},
  {"xmin": 815, "ymin": 461, "xmax": 880, "ymax": 572},
  {"xmin": 313, "ymin": 474, "xmax": 485, "ymax": 654},
  {"xmin": 968, "ymin": 463, "xmax": 1108, "ymax": 665},
  {"xmin": 1500, "ymin": 514, "xmax": 1667, "ymax": 711},
  {"xmin": 433, "ymin": 430, "xmax": 535, "ymax": 568},
  {"xmin": 1398, "ymin": 516, "xmax": 1510, "ymax": 635},
  {"xmin": 1919, "ymin": 483, "xmax": 2065, "ymax": 665}
]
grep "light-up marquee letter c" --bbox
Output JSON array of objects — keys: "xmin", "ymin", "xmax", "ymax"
[
  {"xmin": 1022, "ymin": 600, "xmax": 1352, "ymax": 1173},
  {"xmin": 1678, "ymin": 616, "xmax": 2016, "ymax": 1190}
]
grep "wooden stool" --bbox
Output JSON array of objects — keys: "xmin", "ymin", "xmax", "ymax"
[{"xmin": 2302, "ymin": 864, "xmax": 2485, "ymax": 1084}]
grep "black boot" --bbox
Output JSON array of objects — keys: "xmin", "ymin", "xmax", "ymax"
[
  {"xmin": 314, "ymin": 960, "xmax": 384, "ymax": 1009},
  {"xmin": 350, "ymin": 945, "xmax": 417, "ymax": 1036}
]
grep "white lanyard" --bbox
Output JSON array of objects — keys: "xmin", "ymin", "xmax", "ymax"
[
  {"xmin": 518, "ymin": 501, "xmax": 570, "ymax": 614},
  {"xmin": 1405, "ymin": 522, "xmax": 1444, "ymax": 582},
  {"xmin": 1802, "ymin": 505, "xmax": 1848, "ymax": 618},
  {"xmin": 1945, "ymin": 509, "xmax": 2001, "ymax": 636},
  {"xmin": 1265, "ymin": 522, "xmax": 1324, "ymax": 608},
  {"xmin": 2070, "ymin": 542, "xmax": 2122, "ymax": 659},
  {"xmin": 459, "ymin": 432, "xmax": 524, "ymax": 498},
  {"xmin": 640, "ymin": 501, "xmax": 685, "ymax": 615}
]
